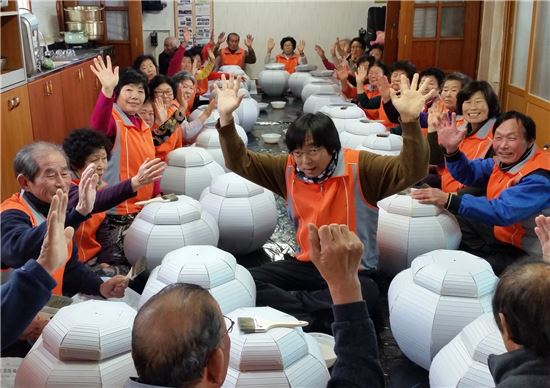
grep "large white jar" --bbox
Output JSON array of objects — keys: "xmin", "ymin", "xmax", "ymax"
[
  {"xmin": 258, "ymin": 63, "xmax": 289, "ymax": 97},
  {"xmin": 234, "ymin": 88, "xmax": 259, "ymax": 133},
  {"xmin": 301, "ymin": 80, "xmax": 340, "ymax": 101},
  {"xmin": 189, "ymin": 106, "xmax": 240, "ymax": 126},
  {"xmin": 318, "ymin": 103, "xmax": 366, "ymax": 133},
  {"xmin": 288, "ymin": 64, "xmax": 317, "ymax": 99},
  {"xmin": 194, "ymin": 125, "xmax": 248, "ymax": 171},
  {"xmin": 340, "ymin": 119, "xmax": 386, "ymax": 148},
  {"xmin": 219, "ymin": 65, "xmax": 251, "ymax": 90},
  {"xmin": 356, "ymin": 133, "xmax": 403, "ymax": 156},
  {"xmin": 302, "ymin": 93, "xmax": 345, "ymax": 114}
]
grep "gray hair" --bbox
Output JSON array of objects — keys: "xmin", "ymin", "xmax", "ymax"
[
  {"xmin": 172, "ymin": 71, "xmax": 196, "ymax": 86},
  {"xmin": 13, "ymin": 142, "xmax": 67, "ymax": 181}
]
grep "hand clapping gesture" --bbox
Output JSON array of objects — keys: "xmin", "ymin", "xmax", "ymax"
[
  {"xmin": 90, "ymin": 55, "xmax": 119, "ymax": 98},
  {"xmin": 390, "ymin": 73, "xmax": 439, "ymax": 123}
]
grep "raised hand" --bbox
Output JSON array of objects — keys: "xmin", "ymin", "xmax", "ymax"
[
  {"xmin": 377, "ymin": 75, "xmax": 391, "ymax": 103},
  {"xmin": 37, "ymin": 189, "xmax": 74, "ymax": 274},
  {"xmin": 355, "ymin": 64, "xmax": 368, "ymax": 85},
  {"xmin": 75, "ymin": 163, "xmax": 99, "ymax": 216},
  {"xmin": 267, "ymin": 37, "xmax": 275, "ymax": 53},
  {"xmin": 436, "ymin": 112, "xmax": 466, "ymax": 153},
  {"xmin": 297, "ymin": 39, "xmax": 306, "ymax": 55},
  {"xmin": 535, "ymin": 215, "xmax": 550, "ymax": 263},
  {"xmin": 245, "ymin": 34, "xmax": 254, "ymax": 48},
  {"xmin": 308, "ymin": 224, "xmax": 363, "ymax": 304},
  {"xmin": 330, "ymin": 42, "xmax": 337, "ymax": 58},
  {"xmin": 427, "ymin": 97, "xmax": 445, "ymax": 133},
  {"xmin": 336, "ymin": 37, "xmax": 347, "ymax": 58},
  {"xmin": 217, "ymin": 31, "xmax": 226, "ymax": 46},
  {"xmin": 314, "ymin": 44, "xmax": 326, "ymax": 59},
  {"xmin": 176, "ymin": 83, "xmax": 189, "ymax": 112},
  {"xmin": 183, "ymin": 26, "xmax": 191, "ymax": 45},
  {"xmin": 213, "ymin": 74, "xmax": 244, "ymax": 126},
  {"xmin": 410, "ymin": 187, "xmax": 448, "ymax": 207},
  {"xmin": 207, "ymin": 47, "xmax": 215, "ymax": 62},
  {"xmin": 90, "ymin": 55, "xmax": 119, "ymax": 98},
  {"xmin": 191, "ymin": 56, "xmax": 199, "ymax": 76},
  {"xmin": 390, "ymin": 73, "xmax": 439, "ymax": 123},
  {"xmin": 153, "ymin": 96, "xmax": 168, "ymax": 125},
  {"xmin": 336, "ymin": 60, "xmax": 350, "ymax": 82},
  {"xmin": 209, "ymin": 29, "xmax": 215, "ymax": 45},
  {"xmin": 131, "ymin": 158, "xmax": 166, "ymax": 192}
]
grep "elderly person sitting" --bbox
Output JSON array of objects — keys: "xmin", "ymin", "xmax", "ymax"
[{"xmin": 265, "ymin": 36, "xmax": 307, "ymax": 73}]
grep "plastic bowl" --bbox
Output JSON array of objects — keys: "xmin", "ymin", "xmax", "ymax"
[
  {"xmin": 270, "ymin": 101, "xmax": 286, "ymax": 109},
  {"xmin": 258, "ymin": 102, "xmax": 269, "ymax": 111},
  {"xmin": 261, "ymin": 133, "xmax": 282, "ymax": 144},
  {"xmin": 309, "ymin": 332, "xmax": 337, "ymax": 368}
]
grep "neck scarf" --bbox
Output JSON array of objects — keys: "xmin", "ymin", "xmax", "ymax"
[{"xmin": 294, "ymin": 150, "xmax": 338, "ymax": 184}]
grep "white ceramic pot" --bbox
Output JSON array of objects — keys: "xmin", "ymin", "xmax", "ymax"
[
  {"xmin": 189, "ymin": 106, "xmax": 240, "ymax": 126},
  {"xmin": 258, "ymin": 63, "xmax": 289, "ymax": 97},
  {"xmin": 301, "ymin": 80, "xmax": 340, "ymax": 102},
  {"xmin": 235, "ymin": 95, "xmax": 259, "ymax": 133},
  {"xmin": 302, "ymin": 70, "xmax": 339, "ymax": 88},
  {"xmin": 319, "ymin": 103, "xmax": 366, "ymax": 133},
  {"xmin": 356, "ymin": 133, "xmax": 403, "ymax": 156},
  {"xmin": 340, "ymin": 119, "xmax": 386, "ymax": 148},
  {"xmin": 288, "ymin": 64, "xmax": 317, "ymax": 99},
  {"xmin": 219, "ymin": 65, "xmax": 251, "ymax": 90},
  {"xmin": 195, "ymin": 125, "xmax": 248, "ymax": 171},
  {"xmin": 303, "ymin": 93, "xmax": 345, "ymax": 114}
]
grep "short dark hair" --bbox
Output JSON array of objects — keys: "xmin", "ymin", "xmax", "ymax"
[
  {"xmin": 132, "ymin": 55, "xmax": 158, "ymax": 73},
  {"xmin": 62, "ymin": 129, "xmax": 112, "ymax": 171},
  {"xmin": 419, "ymin": 67, "xmax": 445, "ymax": 89},
  {"xmin": 356, "ymin": 54, "xmax": 374, "ymax": 69},
  {"xmin": 368, "ymin": 61, "xmax": 389, "ymax": 77},
  {"xmin": 132, "ymin": 283, "xmax": 223, "ymax": 387},
  {"xmin": 370, "ymin": 44, "xmax": 384, "ymax": 53},
  {"xmin": 492, "ymin": 261, "xmax": 550, "ymax": 357},
  {"xmin": 227, "ymin": 32, "xmax": 240, "ymax": 41},
  {"xmin": 280, "ymin": 36, "xmax": 296, "ymax": 50},
  {"xmin": 350, "ymin": 37, "xmax": 366, "ymax": 50},
  {"xmin": 285, "ymin": 113, "xmax": 341, "ymax": 154},
  {"xmin": 13, "ymin": 142, "xmax": 66, "ymax": 181},
  {"xmin": 114, "ymin": 68, "xmax": 150, "ymax": 101},
  {"xmin": 443, "ymin": 72, "xmax": 471, "ymax": 90},
  {"xmin": 456, "ymin": 80, "xmax": 500, "ymax": 118},
  {"xmin": 390, "ymin": 60, "xmax": 416, "ymax": 81},
  {"xmin": 493, "ymin": 111, "xmax": 536, "ymax": 142},
  {"xmin": 148, "ymin": 74, "xmax": 176, "ymax": 97}
]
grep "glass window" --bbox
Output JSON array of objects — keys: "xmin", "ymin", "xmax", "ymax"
[
  {"xmin": 530, "ymin": 1, "xmax": 550, "ymax": 101},
  {"xmin": 106, "ymin": 11, "xmax": 128, "ymax": 40},
  {"xmin": 510, "ymin": 1, "xmax": 533, "ymax": 88},
  {"xmin": 413, "ymin": 8, "xmax": 437, "ymax": 38},
  {"xmin": 440, "ymin": 7, "xmax": 464, "ymax": 37}
]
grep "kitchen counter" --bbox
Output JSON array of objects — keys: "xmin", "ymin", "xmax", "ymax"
[{"xmin": 27, "ymin": 45, "xmax": 114, "ymax": 82}]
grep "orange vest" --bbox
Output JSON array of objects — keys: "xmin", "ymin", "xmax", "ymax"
[
  {"xmin": 197, "ymin": 77, "xmax": 209, "ymax": 95},
  {"xmin": 220, "ymin": 48, "xmax": 245, "ymax": 68},
  {"xmin": 441, "ymin": 118, "xmax": 495, "ymax": 193},
  {"xmin": 275, "ymin": 54, "xmax": 300, "ymax": 74},
  {"xmin": 0, "ymin": 193, "xmax": 71, "ymax": 295},
  {"xmin": 71, "ymin": 180, "xmax": 106, "ymax": 263},
  {"xmin": 487, "ymin": 148, "xmax": 550, "ymax": 249},
  {"xmin": 104, "ymin": 105, "xmax": 156, "ymax": 215},
  {"xmin": 153, "ymin": 101, "xmax": 184, "ymax": 161},
  {"xmin": 285, "ymin": 149, "xmax": 379, "ymax": 268}
]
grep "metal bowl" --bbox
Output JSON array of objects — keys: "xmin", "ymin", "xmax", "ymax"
[
  {"xmin": 64, "ymin": 6, "xmax": 103, "ymax": 22},
  {"xmin": 65, "ymin": 21, "xmax": 104, "ymax": 40}
]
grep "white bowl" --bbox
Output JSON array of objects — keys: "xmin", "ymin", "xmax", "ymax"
[
  {"xmin": 270, "ymin": 101, "xmax": 286, "ymax": 109},
  {"xmin": 258, "ymin": 102, "xmax": 269, "ymax": 111},
  {"xmin": 309, "ymin": 332, "xmax": 336, "ymax": 368},
  {"xmin": 261, "ymin": 133, "xmax": 282, "ymax": 144}
]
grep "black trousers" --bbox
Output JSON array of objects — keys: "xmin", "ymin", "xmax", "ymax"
[
  {"xmin": 249, "ymin": 256, "xmax": 380, "ymax": 331},
  {"xmin": 457, "ymin": 215, "xmax": 528, "ymax": 276}
]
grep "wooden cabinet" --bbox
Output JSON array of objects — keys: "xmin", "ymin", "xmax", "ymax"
[
  {"xmin": 62, "ymin": 60, "xmax": 100, "ymax": 131},
  {"xmin": 0, "ymin": 0, "xmax": 26, "ymax": 92},
  {"xmin": 1, "ymin": 85, "xmax": 34, "ymax": 201},
  {"xmin": 28, "ymin": 72, "xmax": 67, "ymax": 144}
]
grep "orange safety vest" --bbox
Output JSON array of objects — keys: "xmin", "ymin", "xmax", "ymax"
[
  {"xmin": 71, "ymin": 180, "xmax": 106, "ymax": 263},
  {"xmin": 285, "ymin": 149, "xmax": 379, "ymax": 268},
  {"xmin": 220, "ymin": 48, "xmax": 245, "ymax": 68},
  {"xmin": 441, "ymin": 118, "xmax": 495, "ymax": 193},
  {"xmin": 487, "ymin": 148, "xmax": 550, "ymax": 249},
  {"xmin": 153, "ymin": 100, "xmax": 184, "ymax": 161},
  {"xmin": 104, "ymin": 104, "xmax": 156, "ymax": 215},
  {"xmin": 275, "ymin": 54, "xmax": 300, "ymax": 74},
  {"xmin": 197, "ymin": 77, "xmax": 209, "ymax": 95},
  {"xmin": 0, "ymin": 193, "xmax": 71, "ymax": 295}
]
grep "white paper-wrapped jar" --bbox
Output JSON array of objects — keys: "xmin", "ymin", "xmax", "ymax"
[
  {"xmin": 288, "ymin": 64, "xmax": 317, "ymax": 98},
  {"xmin": 356, "ymin": 133, "xmax": 403, "ymax": 155},
  {"xmin": 124, "ymin": 195, "xmax": 219, "ymax": 269},
  {"xmin": 160, "ymin": 147, "xmax": 225, "ymax": 199},
  {"xmin": 200, "ymin": 173, "xmax": 277, "ymax": 254},
  {"xmin": 258, "ymin": 63, "xmax": 289, "ymax": 97},
  {"xmin": 219, "ymin": 65, "xmax": 251, "ymax": 90},
  {"xmin": 377, "ymin": 192, "xmax": 462, "ymax": 276},
  {"xmin": 303, "ymin": 93, "xmax": 345, "ymax": 114},
  {"xmin": 430, "ymin": 312, "xmax": 506, "ymax": 388},
  {"xmin": 388, "ymin": 250, "xmax": 498, "ymax": 370},
  {"xmin": 189, "ymin": 106, "xmax": 240, "ymax": 126},
  {"xmin": 235, "ymin": 89, "xmax": 259, "ymax": 133},
  {"xmin": 16, "ymin": 301, "xmax": 137, "ymax": 388},
  {"xmin": 223, "ymin": 306, "xmax": 330, "ymax": 388},
  {"xmin": 195, "ymin": 125, "xmax": 248, "ymax": 172},
  {"xmin": 301, "ymin": 80, "xmax": 340, "ymax": 102},
  {"xmin": 139, "ymin": 245, "xmax": 255, "ymax": 313},
  {"xmin": 319, "ymin": 103, "xmax": 366, "ymax": 133},
  {"xmin": 340, "ymin": 119, "xmax": 386, "ymax": 148}
]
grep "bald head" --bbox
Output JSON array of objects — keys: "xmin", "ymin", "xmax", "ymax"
[
  {"xmin": 164, "ymin": 36, "xmax": 179, "ymax": 55},
  {"xmin": 132, "ymin": 283, "xmax": 224, "ymax": 387},
  {"xmin": 492, "ymin": 261, "xmax": 550, "ymax": 357}
]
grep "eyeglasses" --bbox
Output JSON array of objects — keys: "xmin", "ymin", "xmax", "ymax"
[
  {"xmin": 291, "ymin": 147, "xmax": 322, "ymax": 159},
  {"xmin": 223, "ymin": 316, "xmax": 235, "ymax": 335},
  {"xmin": 154, "ymin": 89, "xmax": 173, "ymax": 96}
]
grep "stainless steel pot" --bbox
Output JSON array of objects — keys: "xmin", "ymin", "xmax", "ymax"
[
  {"xmin": 65, "ymin": 21, "xmax": 104, "ymax": 40},
  {"xmin": 64, "ymin": 6, "xmax": 103, "ymax": 22}
]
